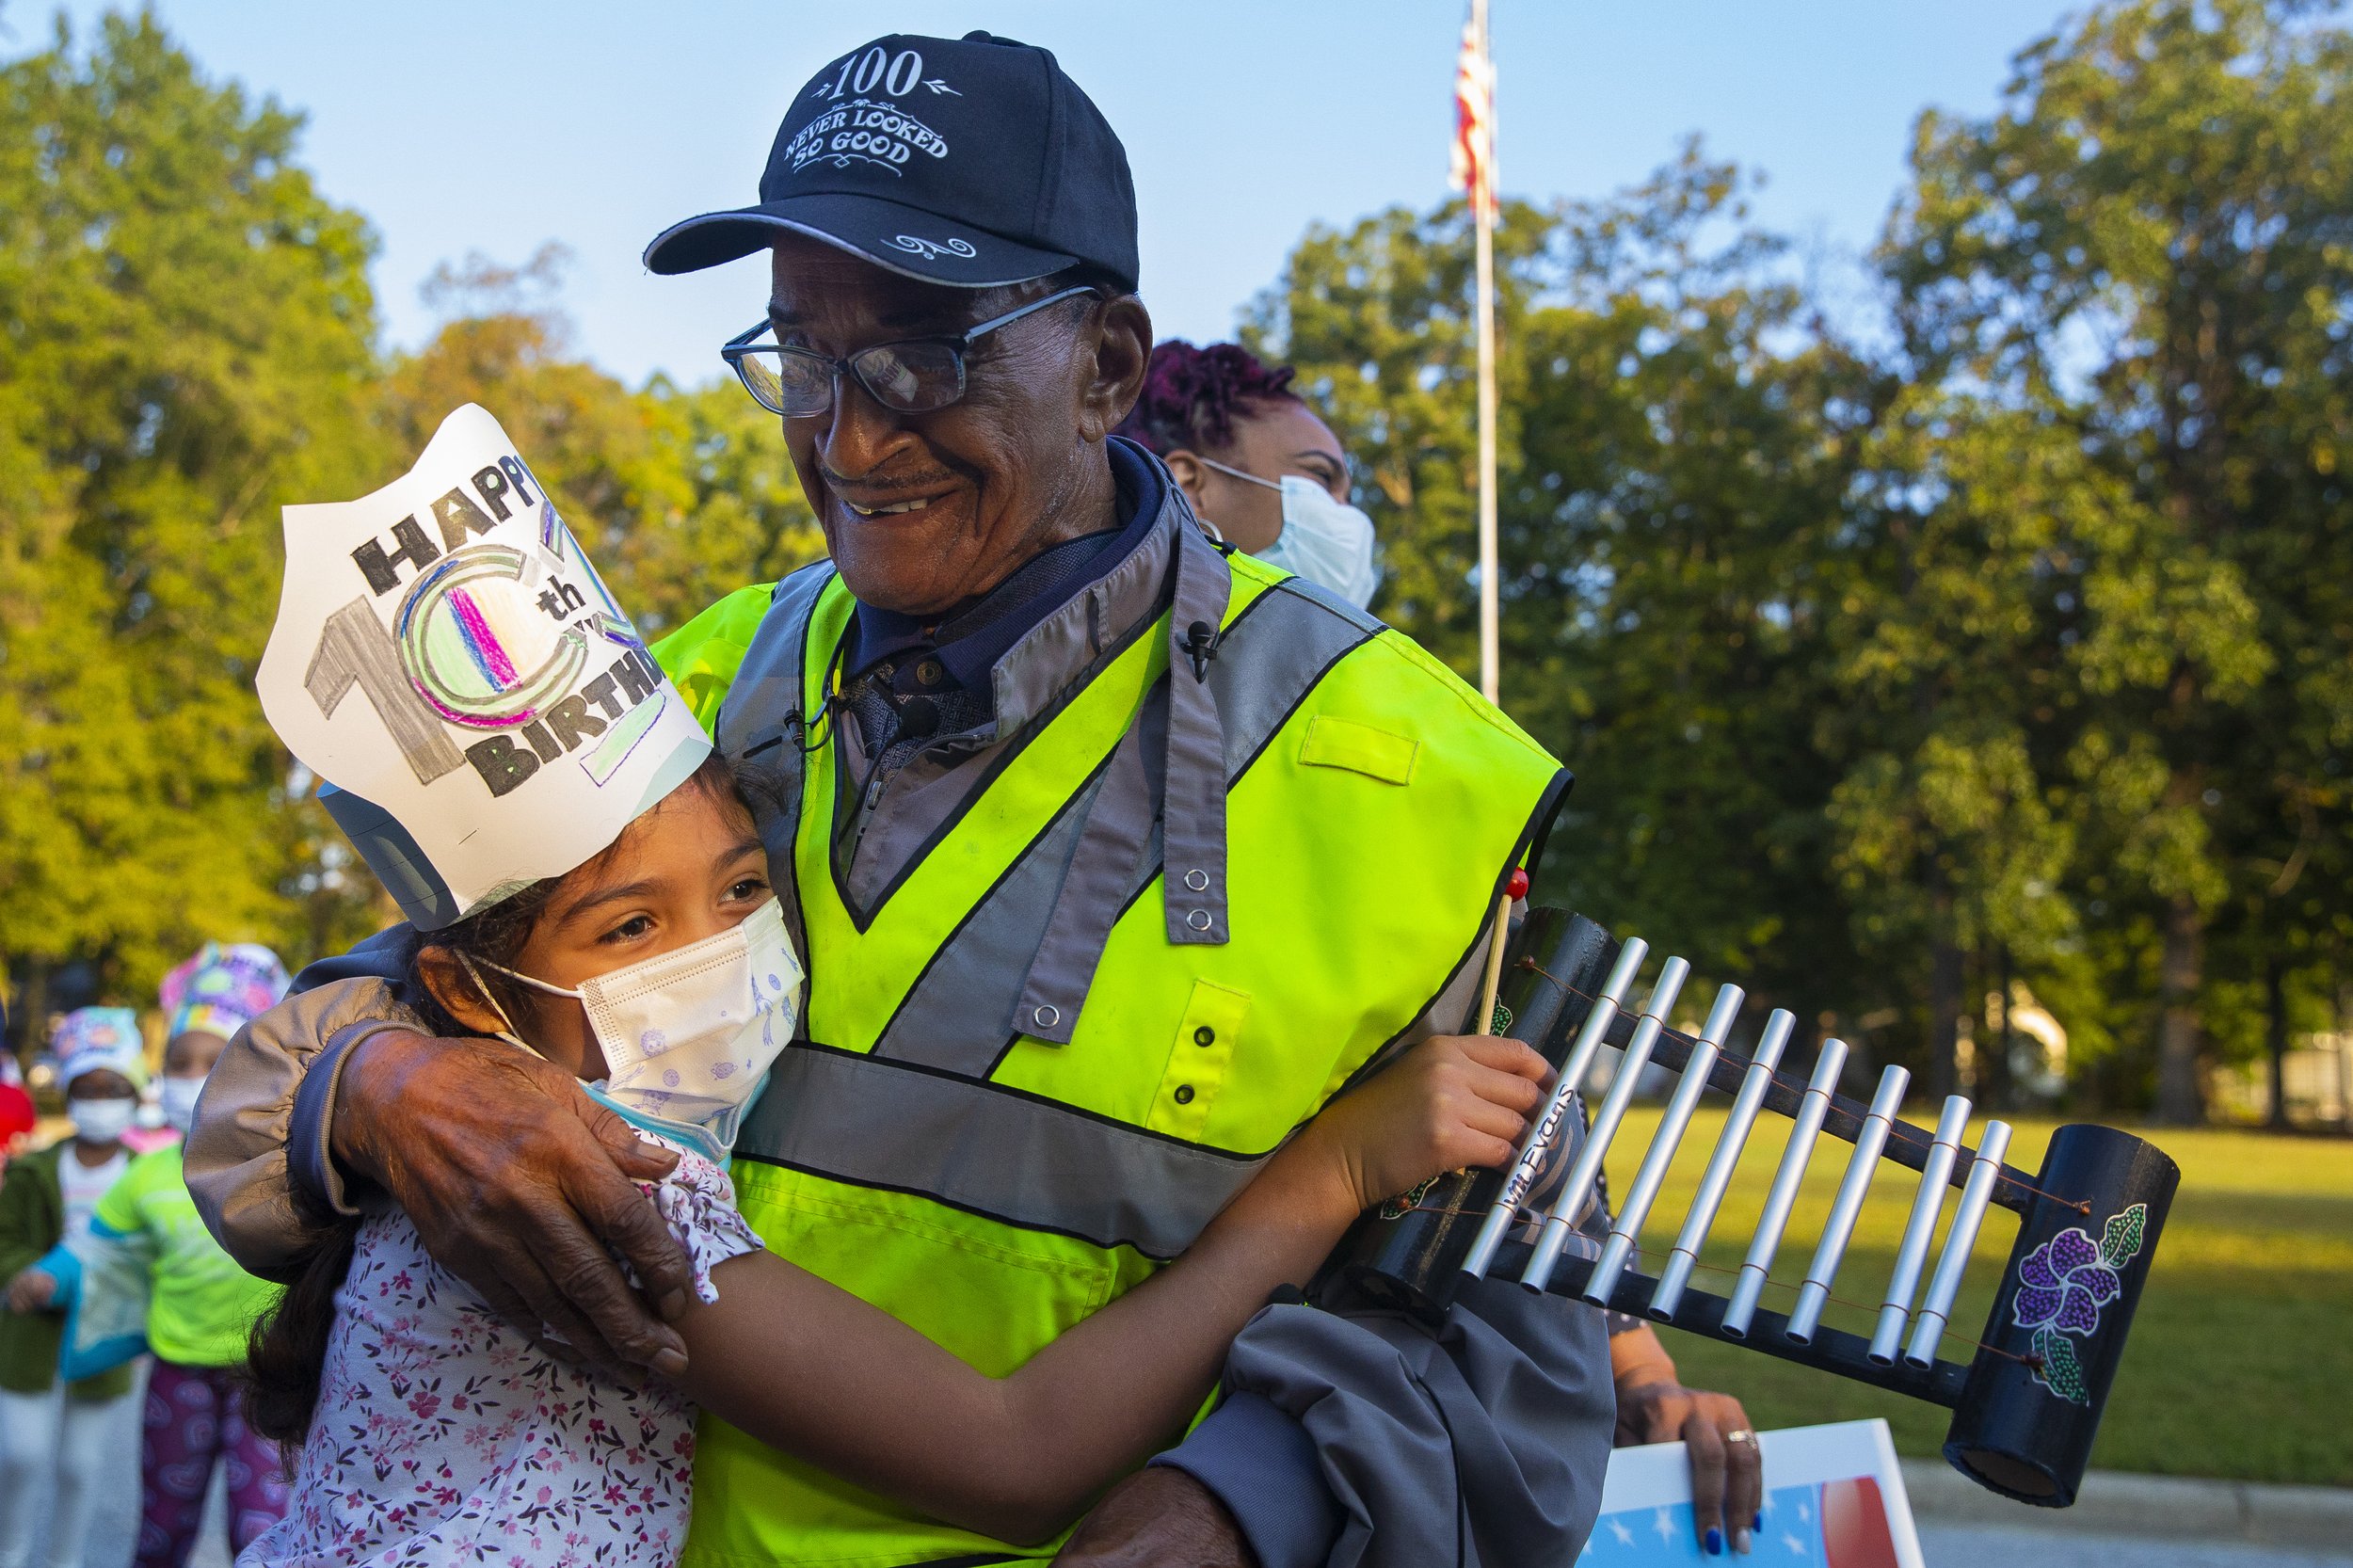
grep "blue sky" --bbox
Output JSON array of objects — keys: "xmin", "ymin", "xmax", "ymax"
[{"xmin": 9, "ymin": 2, "xmax": 2080, "ymax": 386}]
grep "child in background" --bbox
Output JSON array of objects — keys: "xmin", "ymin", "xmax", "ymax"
[
  {"xmin": 0, "ymin": 1010, "xmax": 142, "ymax": 1568},
  {"xmin": 14, "ymin": 946, "xmax": 296, "ymax": 1568},
  {"xmin": 0, "ymin": 1049, "xmax": 33, "ymax": 1174}
]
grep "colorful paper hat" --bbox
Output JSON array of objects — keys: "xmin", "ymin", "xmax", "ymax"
[
  {"xmin": 54, "ymin": 1008, "xmax": 147, "ymax": 1091},
  {"xmin": 160, "ymin": 942, "xmax": 292, "ymax": 1041},
  {"xmin": 256, "ymin": 405, "xmax": 712, "ymax": 930}
]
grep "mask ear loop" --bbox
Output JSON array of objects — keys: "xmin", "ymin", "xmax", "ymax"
[
  {"xmin": 1195, "ymin": 456, "xmax": 1292, "ymax": 557},
  {"xmin": 1197, "ymin": 456, "xmax": 1284, "ymax": 491},
  {"xmin": 455, "ymin": 952, "xmax": 542, "ymax": 1058}
]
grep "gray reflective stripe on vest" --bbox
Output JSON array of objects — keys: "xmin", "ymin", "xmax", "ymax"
[
  {"xmin": 1009, "ymin": 682, "xmax": 1162, "ymax": 1042},
  {"xmin": 868, "ymin": 579, "xmax": 1378, "ymax": 1073},
  {"xmin": 1015, "ymin": 523, "xmax": 1234, "ymax": 1043},
  {"xmin": 714, "ymin": 561, "xmax": 837, "ymax": 962},
  {"xmin": 1157, "ymin": 521, "xmax": 1235, "ymax": 949},
  {"xmin": 744, "ymin": 1045, "xmax": 1270, "ymax": 1259}
]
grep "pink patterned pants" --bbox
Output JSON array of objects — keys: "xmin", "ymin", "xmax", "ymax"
[{"xmin": 135, "ymin": 1361, "xmax": 289, "ymax": 1568}]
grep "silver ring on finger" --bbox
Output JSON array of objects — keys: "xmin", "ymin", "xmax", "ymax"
[{"xmin": 1724, "ymin": 1429, "xmax": 1756, "ymax": 1445}]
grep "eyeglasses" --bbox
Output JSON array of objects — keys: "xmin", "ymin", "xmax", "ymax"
[{"xmin": 722, "ymin": 285, "xmax": 1100, "ymax": 419}]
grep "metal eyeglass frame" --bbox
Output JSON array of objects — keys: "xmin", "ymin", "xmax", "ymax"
[{"xmin": 721, "ymin": 284, "xmax": 1100, "ymax": 418}]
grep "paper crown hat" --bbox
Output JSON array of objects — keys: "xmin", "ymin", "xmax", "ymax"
[{"xmin": 257, "ymin": 405, "xmax": 712, "ymax": 930}]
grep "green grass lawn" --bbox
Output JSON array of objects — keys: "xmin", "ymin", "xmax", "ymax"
[{"xmin": 1596, "ymin": 1108, "xmax": 2352, "ymax": 1486}]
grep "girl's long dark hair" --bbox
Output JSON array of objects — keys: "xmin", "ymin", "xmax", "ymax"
[
  {"xmin": 244, "ymin": 751, "xmax": 744, "ymax": 1451},
  {"xmin": 241, "ymin": 876, "xmax": 556, "ymax": 1451}
]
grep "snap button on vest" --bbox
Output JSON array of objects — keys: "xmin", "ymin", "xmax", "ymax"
[
  {"xmin": 1173, "ymin": 1084, "xmax": 1195, "ymax": 1104},
  {"xmin": 1183, "ymin": 868, "xmax": 1210, "ymax": 891},
  {"xmin": 1193, "ymin": 1026, "xmax": 1215, "ymax": 1047}
]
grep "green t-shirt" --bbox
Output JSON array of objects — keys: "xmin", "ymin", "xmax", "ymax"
[{"xmin": 92, "ymin": 1144, "xmax": 281, "ymax": 1368}]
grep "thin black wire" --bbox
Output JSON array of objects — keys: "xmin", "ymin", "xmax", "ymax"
[
  {"xmin": 1408, "ymin": 1201, "xmax": 2041, "ymax": 1370},
  {"xmin": 1518, "ymin": 956, "xmax": 2091, "ymax": 1215}
]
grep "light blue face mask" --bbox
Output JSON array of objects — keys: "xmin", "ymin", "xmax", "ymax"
[{"xmin": 1200, "ymin": 458, "xmax": 1382, "ymax": 610}]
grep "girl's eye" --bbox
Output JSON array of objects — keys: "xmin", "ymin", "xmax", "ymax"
[
  {"xmin": 602, "ymin": 915, "xmax": 655, "ymax": 944},
  {"xmin": 726, "ymin": 876, "xmax": 770, "ymax": 904}
]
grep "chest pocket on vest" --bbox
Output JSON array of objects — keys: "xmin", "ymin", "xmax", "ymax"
[
  {"xmin": 1144, "ymin": 979, "xmax": 1253, "ymax": 1140},
  {"xmin": 1299, "ymin": 715, "xmax": 1419, "ymax": 784}
]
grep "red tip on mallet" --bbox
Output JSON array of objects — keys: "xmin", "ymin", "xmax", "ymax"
[{"xmin": 1505, "ymin": 869, "xmax": 1530, "ymax": 902}]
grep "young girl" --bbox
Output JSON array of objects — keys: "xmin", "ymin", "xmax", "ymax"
[
  {"xmin": 0, "ymin": 1010, "xmax": 142, "ymax": 1568},
  {"xmin": 239, "ymin": 751, "xmax": 1546, "ymax": 1565},
  {"xmin": 17, "ymin": 947, "xmax": 296, "ymax": 1568}
]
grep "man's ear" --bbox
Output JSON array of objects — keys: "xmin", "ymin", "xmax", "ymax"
[
  {"xmin": 1080, "ymin": 294, "xmax": 1152, "ymax": 441},
  {"xmin": 415, "ymin": 946, "xmax": 511, "ymax": 1038}
]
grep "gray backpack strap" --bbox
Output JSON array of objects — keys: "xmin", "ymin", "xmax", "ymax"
[{"xmin": 715, "ymin": 562, "xmax": 838, "ymax": 960}]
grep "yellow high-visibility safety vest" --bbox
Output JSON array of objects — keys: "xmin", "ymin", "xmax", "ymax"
[{"xmin": 652, "ymin": 540, "xmax": 1563, "ymax": 1568}]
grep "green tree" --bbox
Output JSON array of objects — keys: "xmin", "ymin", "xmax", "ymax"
[
  {"xmin": 0, "ymin": 12, "xmax": 383, "ymax": 1044},
  {"xmin": 1819, "ymin": 391, "xmax": 2262, "ymax": 1105},
  {"xmin": 1884, "ymin": 0, "xmax": 2350, "ymax": 1120},
  {"xmin": 380, "ymin": 247, "xmax": 822, "ymax": 636},
  {"xmin": 628, "ymin": 375, "xmax": 826, "ymax": 631},
  {"xmin": 1253, "ymin": 151, "xmax": 1883, "ymax": 1027}
]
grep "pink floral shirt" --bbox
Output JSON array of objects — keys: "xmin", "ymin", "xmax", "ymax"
[{"xmin": 238, "ymin": 1144, "xmax": 761, "ymax": 1568}]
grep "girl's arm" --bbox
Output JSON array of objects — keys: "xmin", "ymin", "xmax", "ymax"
[{"xmin": 675, "ymin": 1032, "xmax": 1548, "ymax": 1544}]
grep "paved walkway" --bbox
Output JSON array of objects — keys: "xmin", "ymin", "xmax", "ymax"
[
  {"xmin": 1921, "ymin": 1523, "xmax": 2352, "ymax": 1568},
  {"xmin": 1908, "ymin": 1461, "xmax": 2353, "ymax": 1568},
  {"xmin": 20, "ymin": 1364, "xmax": 234, "ymax": 1568},
  {"xmin": 41, "ymin": 1384, "xmax": 2353, "ymax": 1568}
]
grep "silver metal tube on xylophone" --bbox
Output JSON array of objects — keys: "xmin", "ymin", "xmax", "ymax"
[
  {"xmin": 1903, "ymin": 1118, "xmax": 2013, "ymax": 1368},
  {"xmin": 1519, "ymin": 956, "xmax": 1691, "ymax": 1292},
  {"xmin": 1786, "ymin": 1064, "xmax": 1912, "ymax": 1343},
  {"xmin": 1585, "ymin": 983, "xmax": 1746, "ymax": 1304},
  {"xmin": 1870, "ymin": 1094, "xmax": 1973, "ymax": 1364},
  {"xmin": 1723, "ymin": 1037, "xmax": 1847, "ymax": 1337},
  {"xmin": 1462, "ymin": 939, "xmax": 1649, "ymax": 1280},
  {"xmin": 1650, "ymin": 1007, "xmax": 1795, "ymax": 1320}
]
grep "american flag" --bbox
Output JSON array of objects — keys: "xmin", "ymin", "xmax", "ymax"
[{"xmin": 1449, "ymin": 8, "xmax": 1497, "ymax": 219}]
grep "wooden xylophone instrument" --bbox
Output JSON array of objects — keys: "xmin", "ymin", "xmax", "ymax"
[{"xmin": 1311, "ymin": 906, "xmax": 2178, "ymax": 1508}]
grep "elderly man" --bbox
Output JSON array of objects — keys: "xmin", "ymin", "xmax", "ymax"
[{"xmin": 187, "ymin": 30, "xmax": 1665, "ymax": 1568}]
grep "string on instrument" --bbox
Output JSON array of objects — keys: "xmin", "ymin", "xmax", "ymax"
[
  {"xmin": 1400, "ymin": 1201, "xmax": 2044, "ymax": 1371},
  {"xmin": 1515, "ymin": 956, "xmax": 2093, "ymax": 1217}
]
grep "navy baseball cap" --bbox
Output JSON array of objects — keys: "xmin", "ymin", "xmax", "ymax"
[{"xmin": 644, "ymin": 31, "xmax": 1139, "ymax": 292}]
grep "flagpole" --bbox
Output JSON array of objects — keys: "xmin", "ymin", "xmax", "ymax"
[{"xmin": 1470, "ymin": 0, "xmax": 1500, "ymax": 705}]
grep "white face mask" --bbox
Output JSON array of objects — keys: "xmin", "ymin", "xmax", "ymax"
[
  {"xmin": 68, "ymin": 1096, "xmax": 136, "ymax": 1145},
  {"xmin": 1200, "ymin": 457, "xmax": 1382, "ymax": 610},
  {"xmin": 158, "ymin": 1075, "xmax": 207, "ymax": 1135},
  {"xmin": 472, "ymin": 898, "xmax": 802, "ymax": 1161}
]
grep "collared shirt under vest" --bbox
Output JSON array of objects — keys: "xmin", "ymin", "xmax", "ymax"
[{"xmin": 651, "ymin": 456, "xmax": 1567, "ymax": 1568}]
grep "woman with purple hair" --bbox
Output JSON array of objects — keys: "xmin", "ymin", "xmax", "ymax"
[{"xmin": 1113, "ymin": 341, "xmax": 1383, "ymax": 607}]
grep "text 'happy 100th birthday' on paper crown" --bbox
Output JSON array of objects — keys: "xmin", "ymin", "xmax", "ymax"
[{"xmin": 304, "ymin": 450, "xmax": 669, "ymax": 803}]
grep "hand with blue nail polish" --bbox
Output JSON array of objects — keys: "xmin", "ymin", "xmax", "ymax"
[{"xmin": 1611, "ymin": 1324, "xmax": 1764, "ymax": 1557}]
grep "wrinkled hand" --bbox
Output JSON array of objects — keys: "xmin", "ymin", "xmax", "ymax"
[
  {"xmin": 1616, "ymin": 1378, "xmax": 1762, "ymax": 1556},
  {"xmin": 332, "ymin": 1029, "xmax": 694, "ymax": 1380},
  {"xmin": 6, "ymin": 1268, "xmax": 56, "ymax": 1314},
  {"xmin": 1053, "ymin": 1467, "xmax": 1257, "ymax": 1567}
]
